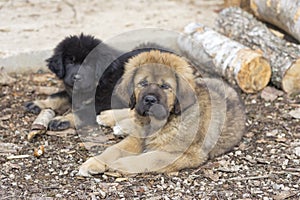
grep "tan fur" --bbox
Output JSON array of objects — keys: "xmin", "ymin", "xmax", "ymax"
[
  {"xmin": 116, "ymin": 51, "xmax": 196, "ymax": 105},
  {"xmin": 79, "ymin": 51, "xmax": 245, "ymax": 176},
  {"xmin": 33, "ymin": 96, "xmax": 70, "ymax": 113},
  {"xmin": 125, "ymin": 50, "xmax": 196, "ymax": 87}
]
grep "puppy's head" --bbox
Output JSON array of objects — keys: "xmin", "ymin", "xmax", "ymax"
[
  {"xmin": 117, "ymin": 50, "xmax": 197, "ymax": 120},
  {"xmin": 46, "ymin": 34, "xmax": 101, "ymax": 88}
]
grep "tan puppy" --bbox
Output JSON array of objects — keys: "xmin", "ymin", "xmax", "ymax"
[{"xmin": 78, "ymin": 50, "xmax": 245, "ymax": 176}]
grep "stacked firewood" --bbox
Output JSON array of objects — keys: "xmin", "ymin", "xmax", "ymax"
[{"xmin": 178, "ymin": 0, "xmax": 300, "ymax": 95}]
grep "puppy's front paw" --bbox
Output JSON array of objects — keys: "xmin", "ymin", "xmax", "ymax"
[
  {"xmin": 78, "ymin": 157, "xmax": 106, "ymax": 177},
  {"xmin": 96, "ymin": 110, "xmax": 116, "ymax": 127},
  {"xmin": 24, "ymin": 102, "xmax": 41, "ymax": 114},
  {"xmin": 48, "ymin": 117, "xmax": 70, "ymax": 131},
  {"xmin": 113, "ymin": 125, "xmax": 126, "ymax": 136}
]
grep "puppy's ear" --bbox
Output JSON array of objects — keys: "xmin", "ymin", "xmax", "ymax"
[
  {"xmin": 173, "ymin": 75, "xmax": 196, "ymax": 115},
  {"xmin": 129, "ymin": 94, "xmax": 136, "ymax": 109},
  {"xmin": 46, "ymin": 54, "xmax": 65, "ymax": 79},
  {"xmin": 115, "ymin": 68, "xmax": 136, "ymax": 109}
]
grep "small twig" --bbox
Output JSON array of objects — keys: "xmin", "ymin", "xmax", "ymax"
[
  {"xmin": 227, "ymin": 174, "xmax": 271, "ymax": 181},
  {"xmin": 7, "ymin": 155, "xmax": 31, "ymax": 160},
  {"xmin": 273, "ymin": 191, "xmax": 298, "ymax": 200},
  {"xmin": 284, "ymin": 168, "xmax": 300, "ymax": 172},
  {"xmin": 272, "ymin": 170, "xmax": 300, "ymax": 176}
]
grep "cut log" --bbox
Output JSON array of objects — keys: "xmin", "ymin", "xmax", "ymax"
[
  {"xmin": 250, "ymin": 0, "xmax": 300, "ymax": 42},
  {"xmin": 217, "ymin": 7, "xmax": 300, "ymax": 95},
  {"xmin": 178, "ymin": 22, "xmax": 271, "ymax": 93}
]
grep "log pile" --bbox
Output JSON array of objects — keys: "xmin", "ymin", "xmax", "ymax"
[
  {"xmin": 178, "ymin": 1, "xmax": 300, "ymax": 95},
  {"xmin": 216, "ymin": 7, "xmax": 300, "ymax": 95},
  {"xmin": 178, "ymin": 23, "xmax": 271, "ymax": 93}
]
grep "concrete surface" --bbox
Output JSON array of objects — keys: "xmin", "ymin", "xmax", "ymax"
[{"xmin": 0, "ymin": 0, "xmax": 221, "ymax": 73}]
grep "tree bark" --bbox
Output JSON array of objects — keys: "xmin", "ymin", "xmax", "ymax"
[
  {"xmin": 250, "ymin": 0, "xmax": 300, "ymax": 42},
  {"xmin": 178, "ymin": 22, "xmax": 271, "ymax": 93},
  {"xmin": 217, "ymin": 7, "xmax": 300, "ymax": 95}
]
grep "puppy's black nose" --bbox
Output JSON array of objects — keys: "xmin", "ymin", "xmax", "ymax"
[{"xmin": 143, "ymin": 95, "xmax": 158, "ymax": 105}]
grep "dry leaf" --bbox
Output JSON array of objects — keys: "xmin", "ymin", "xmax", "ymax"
[
  {"xmin": 289, "ymin": 108, "xmax": 300, "ymax": 119},
  {"xmin": 104, "ymin": 171, "xmax": 122, "ymax": 178},
  {"xmin": 294, "ymin": 147, "xmax": 300, "ymax": 157},
  {"xmin": 33, "ymin": 145, "xmax": 45, "ymax": 157},
  {"xmin": 115, "ymin": 177, "xmax": 128, "ymax": 182},
  {"xmin": 273, "ymin": 191, "xmax": 298, "ymax": 200},
  {"xmin": 203, "ymin": 169, "xmax": 219, "ymax": 181},
  {"xmin": 0, "ymin": 114, "xmax": 12, "ymax": 121},
  {"xmin": 46, "ymin": 128, "xmax": 76, "ymax": 137},
  {"xmin": 260, "ymin": 86, "xmax": 284, "ymax": 102}
]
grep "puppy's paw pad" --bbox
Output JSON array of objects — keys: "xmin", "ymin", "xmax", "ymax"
[
  {"xmin": 24, "ymin": 102, "xmax": 41, "ymax": 114},
  {"xmin": 77, "ymin": 169, "xmax": 92, "ymax": 177},
  {"xmin": 48, "ymin": 118, "xmax": 70, "ymax": 131}
]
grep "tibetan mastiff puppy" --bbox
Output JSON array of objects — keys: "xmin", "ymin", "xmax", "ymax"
[
  {"xmin": 25, "ymin": 34, "xmax": 168, "ymax": 130},
  {"xmin": 78, "ymin": 50, "xmax": 245, "ymax": 176}
]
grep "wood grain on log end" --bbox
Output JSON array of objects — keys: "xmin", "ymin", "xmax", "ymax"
[
  {"xmin": 235, "ymin": 49, "xmax": 271, "ymax": 93},
  {"xmin": 282, "ymin": 60, "xmax": 300, "ymax": 95}
]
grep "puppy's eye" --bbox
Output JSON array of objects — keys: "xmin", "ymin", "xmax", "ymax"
[
  {"xmin": 139, "ymin": 80, "xmax": 148, "ymax": 87},
  {"xmin": 160, "ymin": 83, "xmax": 171, "ymax": 89}
]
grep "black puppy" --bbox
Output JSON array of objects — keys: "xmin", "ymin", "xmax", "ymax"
[{"xmin": 25, "ymin": 34, "xmax": 169, "ymax": 131}]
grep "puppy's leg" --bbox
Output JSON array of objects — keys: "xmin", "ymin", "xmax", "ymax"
[
  {"xmin": 48, "ymin": 112, "xmax": 75, "ymax": 131},
  {"xmin": 110, "ymin": 150, "xmax": 208, "ymax": 174},
  {"xmin": 25, "ymin": 91, "xmax": 70, "ymax": 114},
  {"xmin": 78, "ymin": 135, "xmax": 142, "ymax": 177},
  {"xmin": 109, "ymin": 151, "xmax": 180, "ymax": 174},
  {"xmin": 97, "ymin": 108, "xmax": 131, "ymax": 127}
]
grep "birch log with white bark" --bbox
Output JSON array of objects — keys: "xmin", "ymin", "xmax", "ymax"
[
  {"xmin": 178, "ymin": 22, "xmax": 271, "ymax": 93},
  {"xmin": 217, "ymin": 7, "xmax": 300, "ymax": 95},
  {"xmin": 250, "ymin": 0, "xmax": 300, "ymax": 42}
]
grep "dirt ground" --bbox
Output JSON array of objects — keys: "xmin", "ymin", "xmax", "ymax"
[
  {"xmin": 0, "ymin": 0, "xmax": 220, "ymax": 57},
  {"xmin": 1, "ymin": 72, "xmax": 300, "ymax": 199},
  {"xmin": 1, "ymin": 0, "xmax": 300, "ymax": 199}
]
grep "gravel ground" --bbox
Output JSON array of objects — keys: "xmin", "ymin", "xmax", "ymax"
[
  {"xmin": 1, "ymin": 71, "xmax": 300, "ymax": 199},
  {"xmin": 1, "ymin": 0, "xmax": 300, "ymax": 199}
]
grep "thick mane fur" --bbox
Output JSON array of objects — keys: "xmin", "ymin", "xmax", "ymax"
[{"xmin": 125, "ymin": 50, "xmax": 196, "ymax": 87}]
